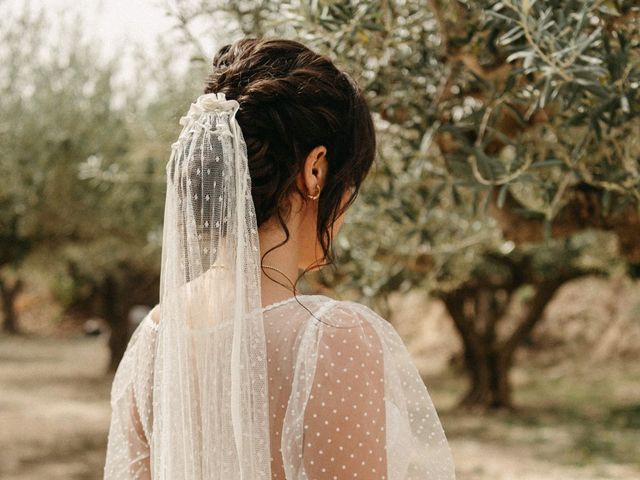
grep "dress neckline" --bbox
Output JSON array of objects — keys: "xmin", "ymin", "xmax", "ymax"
[
  {"xmin": 261, "ymin": 294, "xmax": 308, "ymax": 313},
  {"xmin": 144, "ymin": 294, "xmax": 325, "ymax": 328}
]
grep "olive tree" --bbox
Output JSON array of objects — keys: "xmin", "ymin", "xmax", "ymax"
[
  {"xmin": 162, "ymin": 0, "xmax": 640, "ymax": 407},
  {"xmin": 0, "ymin": 5, "xmax": 203, "ymax": 370}
]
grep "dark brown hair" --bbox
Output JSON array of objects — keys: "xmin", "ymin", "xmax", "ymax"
[{"xmin": 204, "ymin": 37, "xmax": 376, "ymax": 287}]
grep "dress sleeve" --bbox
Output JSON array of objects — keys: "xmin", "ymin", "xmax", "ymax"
[
  {"xmin": 301, "ymin": 302, "xmax": 388, "ymax": 479},
  {"xmin": 104, "ymin": 312, "xmax": 159, "ymax": 480},
  {"xmin": 346, "ymin": 301, "xmax": 457, "ymax": 480},
  {"xmin": 281, "ymin": 300, "xmax": 456, "ymax": 480}
]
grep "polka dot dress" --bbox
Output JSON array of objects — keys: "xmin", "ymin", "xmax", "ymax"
[
  {"xmin": 104, "ymin": 295, "xmax": 456, "ymax": 479},
  {"xmin": 105, "ymin": 312, "xmax": 158, "ymax": 479},
  {"xmin": 264, "ymin": 295, "xmax": 455, "ymax": 480}
]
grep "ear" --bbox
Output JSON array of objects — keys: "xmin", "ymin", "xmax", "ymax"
[{"xmin": 299, "ymin": 145, "xmax": 328, "ymax": 196}]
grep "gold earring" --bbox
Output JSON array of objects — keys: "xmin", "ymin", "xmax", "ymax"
[{"xmin": 305, "ymin": 184, "xmax": 321, "ymax": 200}]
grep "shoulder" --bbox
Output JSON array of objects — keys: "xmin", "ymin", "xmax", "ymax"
[
  {"xmin": 312, "ymin": 297, "xmax": 407, "ymax": 354},
  {"xmin": 135, "ymin": 305, "xmax": 160, "ymax": 333},
  {"xmin": 308, "ymin": 297, "xmax": 388, "ymax": 357},
  {"xmin": 313, "ymin": 296, "xmax": 387, "ymax": 328},
  {"xmin": 110, "ymin": 307, "xmax": 159, "ymax": 404}
]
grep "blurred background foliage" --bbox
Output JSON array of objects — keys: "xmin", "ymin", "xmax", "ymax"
[
  {"xmin": 1, "ymin": 0, "xmax": 638, "ymax": 407},
  {"xmin": 1, "ymin": 1, "xmax": 639, "ymax": 478},
  {"xmin": 149, "ymin": 0, "xmax": 638, "ymax": 409}
]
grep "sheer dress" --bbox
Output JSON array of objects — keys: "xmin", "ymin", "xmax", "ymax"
[{"xmin": 104, "ymin": 294, "xmax": 456, "ymax": 479}]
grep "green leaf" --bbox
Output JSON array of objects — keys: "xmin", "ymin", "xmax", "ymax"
[
  {"xmin": 497, "ymin": 183, "xmax": 509, "ymax": 208},
  {"xmin": 530, "ymin": 159, "xmax": 564, "ymax": 169},
  {"xmin": 482, "ymin": 186, "xmax": 493, "ymax": 214},
  {"xmin": 485, "ymin": 10, "xmax": 517, "ymax": 24}
]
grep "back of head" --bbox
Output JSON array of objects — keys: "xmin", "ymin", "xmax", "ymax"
[{"xmin": 203, "ymin": 37, "xmax": 376, "ymax": 264}]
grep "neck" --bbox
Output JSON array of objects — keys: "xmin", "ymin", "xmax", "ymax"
[{"xmin": 258, "ymin": 218, "xmax": 301, "ymax": 308}]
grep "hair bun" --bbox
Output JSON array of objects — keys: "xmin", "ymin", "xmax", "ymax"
[{"xmin": 204, "ymin": 37, "xmax": 376, "ymax": 270}]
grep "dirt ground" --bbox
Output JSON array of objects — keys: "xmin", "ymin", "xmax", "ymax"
[
  {"xmin": 0, "ymin": 335, "xmax": 111, "ymax": 479},
  {"xmin": 1, "ymin": 278, "xmax": 639, "ymax": 479}
]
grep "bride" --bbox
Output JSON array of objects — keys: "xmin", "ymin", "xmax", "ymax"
[{"xmin": 104, "ymin": 37, "xmax": 456, "ymax": 479}]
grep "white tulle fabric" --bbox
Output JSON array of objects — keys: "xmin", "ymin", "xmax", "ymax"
[{"xmin": 104, "ymin": 93, "xmax": 456, "ymax": 479}]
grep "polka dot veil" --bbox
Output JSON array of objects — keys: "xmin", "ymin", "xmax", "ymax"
[{"xmin": 105, "ymin": 92, "xmax": 271, "ymax": 479}]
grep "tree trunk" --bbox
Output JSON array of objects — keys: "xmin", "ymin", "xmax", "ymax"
[
  {"xmin": 0, "ymin": 277, "xmax": 24, "ymax": 334},
  {"xmin": 441, "ymin": 290, "xmax": 513, "ymax": 410},
  {"xmin": 441, "ymin": 281, "xmax": 562, "ymax": 410},
  {"xmin": 461, "ymin": 348, "xmax": 513, "ymax": 409},
  {"xmin": 104, "ymin": 274, "xmax": 129, "ymax": 373}
]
